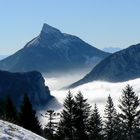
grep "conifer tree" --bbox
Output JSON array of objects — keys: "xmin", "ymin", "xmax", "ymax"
[
  {"xmin": 88, "ymin": 104, "xmax": 103, "ymax": 140},
  {"xmin": 0, "ymin": 100, "xmax": 4, "ymax": 118},
  {"xmin": 4, "ymin": 96, "xmax": 17, "ymax": 122},
  {"xmin": 57, "ymin": 91, "xmax": 75, "ymax": 140},
  {"xmin": 19, "ymin": 94, "xmax": 41, "ymax": 135},
  {"xmin": 104, "ymin": 95, "xmax": 119, "ymax": 140},
  {"xmin": 45, "ymin": 110, "xmax": 56, "ymax": 133},
  {"xmin": 43, "ymin": 110, "xmax": 58, "ymax": 139},
  {"xmin": 118, "ymin": 84, "xmax": 140, "ymax": 140},
  {"xmin": 73, "ymin": 92, "xmax": 91, "ymax": 140}
]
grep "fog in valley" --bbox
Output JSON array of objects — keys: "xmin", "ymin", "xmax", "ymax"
[
  {"xmin": 44, "ymin": 70, "xmax": 91, "ymax": 90},
  {"xmin": 38, "ymin": 73, "xmax": 140, "ymax": 127},
  {"xmin": 45, "ymin": 75, "xmax": 140, "ymax": 116}
]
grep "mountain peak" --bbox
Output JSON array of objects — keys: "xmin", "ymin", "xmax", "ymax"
[
  {"xmin": 0, "ymin": 23, "xmax": 110, "ymax": 75},
  {"xmin": 41, "ymin": 23, "xmax": 61, "ymax": 34}
]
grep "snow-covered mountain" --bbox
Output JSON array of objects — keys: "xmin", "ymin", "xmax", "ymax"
[
  {"xmin": 0, "ymin": 24, "xmax": 110, "ymax": 75},
  {"xmin": 69, "ymin": 43, "xmax": 140, "ymax": 88},
  {"xmin": 0, "ymin": 120, "xmax": 46, "ymax": 140},
  {"xmin": 0, "ymin": 70, "xmax": 55, "ymax": 109}
]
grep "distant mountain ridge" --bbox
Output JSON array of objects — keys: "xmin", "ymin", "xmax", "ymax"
[
  {"xmin": 69, "ymin": 43, "xmax": 140, "ymax": 88},
  {"xmin": 0, "ymin": 24, "xmax": 110, "ymax": 75},
  {"xmin": 102, "ymin": 47, "xmax": 121, "ymax": 53}
]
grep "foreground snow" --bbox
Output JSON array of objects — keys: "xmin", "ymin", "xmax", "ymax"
[{"xmin": 0, "ymin": 120, "xmax": 46, "ymax": 140}]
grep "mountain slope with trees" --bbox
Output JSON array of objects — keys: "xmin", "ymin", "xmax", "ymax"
[
  {"xmin": 0, "ymin": 70, "xmax": 54, "ymax": 109},
  {"xmin": 70, "ymin": 43, "xmax": 140, "ymax": 88}
]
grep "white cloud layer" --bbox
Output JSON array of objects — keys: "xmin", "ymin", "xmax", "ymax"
[
  {"xmin": 50, "ymin": 78, "xmax": 140, "ymax": 116},
  {"xmin": 39, "ymin": 77, "xmax": 140, "ymax": 126}
]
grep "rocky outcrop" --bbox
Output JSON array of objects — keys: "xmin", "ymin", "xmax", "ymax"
[{"xmin": 0, "ymin": 70, "xmax": 53, "ymax": 108}]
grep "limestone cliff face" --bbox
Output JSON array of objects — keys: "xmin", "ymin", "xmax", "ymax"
[{"xmin": 0, "ymin": 70, "xmax": 52, "ymax": 108}]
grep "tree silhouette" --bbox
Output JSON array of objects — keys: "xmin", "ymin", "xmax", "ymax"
[
  {"xmin": 73, "ymin": 92, "xmax": 91, "ymax": 140},
  {"xmin": 104, "ymin": 95, "xmax": 120, "ymax": 140},
  {"xmin": 4, "ymin": 96, "xmax": 17, "ymax": 122},
  {"xmin": 19, "ymin": 94, "xmax": 41, "ymax": 135},
  {"xmin": 42, "ymin": 109, "xmax": 59, "ymax": 139},
  {"xmin": 118, "ymin": 84, "xmax": 140, "ymax": 140},
  {"xmin": 88, "ymin": 104, "xmax": 103, "ymax": 140},
  {"xmin": 57, "ymin": 91, "xmax": 75, "ymax": 140}
]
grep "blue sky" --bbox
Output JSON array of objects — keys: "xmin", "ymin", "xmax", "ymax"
[{"xmin": 0, "ymin": 0, "xmax": 140, "ymax": 55}]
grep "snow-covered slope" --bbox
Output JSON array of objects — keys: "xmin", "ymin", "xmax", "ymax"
[{"xmin": 0, "ymin": 120, "xmax": 46, "ymax": 140}]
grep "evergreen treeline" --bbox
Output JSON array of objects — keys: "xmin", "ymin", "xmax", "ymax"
[
  {"xmin": 54, "ymin": 84, "xmax": 140, "ymax": 140},
  {"xmin": 0, "ymin": 94, "xmax": 41, "ymax": 135},
  {"xmin": 1, "ymin": 84, "xmax": 140, "ymax": 140}
]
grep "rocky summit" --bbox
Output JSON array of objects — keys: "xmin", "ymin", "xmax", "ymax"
[{"xmin": 0, "ymin": 24, "xmax": 110, "ymax": 75}]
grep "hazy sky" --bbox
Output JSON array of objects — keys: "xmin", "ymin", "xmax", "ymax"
[{"xmin": 0, "ymin": 0, "xmax": 140, "ymax": 55}]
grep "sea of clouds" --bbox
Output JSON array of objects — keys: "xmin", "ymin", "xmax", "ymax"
[
  {"xmin": 50, "ymin": 78, "xmax": 140, "ymax": 115},
  {"xmin": 39, "ymin": 77, "xmax": 140, "ymax": 126}
]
